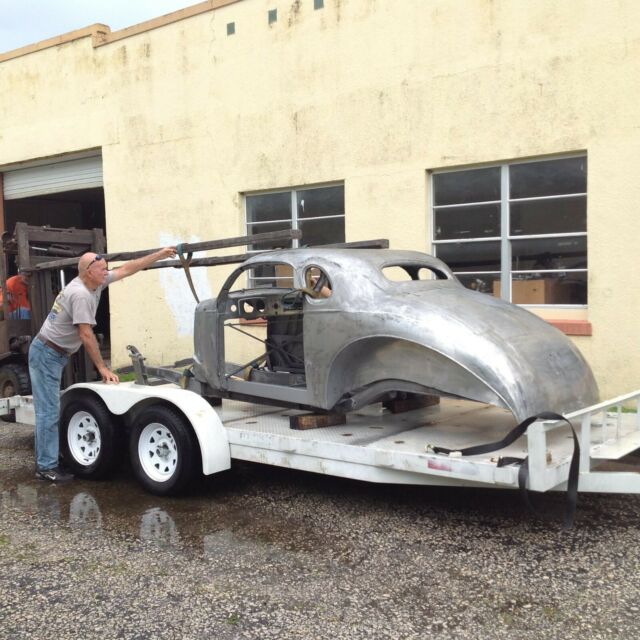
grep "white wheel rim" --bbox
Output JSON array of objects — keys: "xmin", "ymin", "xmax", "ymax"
[
  {"xmin": 67, "ymin": 411, "xmax": 101, "ymax": 466},
  {"xmin": 138, "ymin": 422, "xmax": 178, "ymax": 483}
]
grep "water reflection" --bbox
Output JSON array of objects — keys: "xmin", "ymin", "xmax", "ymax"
[
  {"xmin": 140, "ymin": 507, "xmax": 179, "ymax": 546},
  {"xmin": 203, "ymin": 529, "xmax": 274, "ymax": 558},
  {"xmin": 1, "ymin": 483, "xmax": 178, "ymax": 546},
  {"xmin": 1, "ymin": 482, "xmax": 62, "ymax": 520},
  {"xmin": 69, "ymin": 491, "xmax": 103, "ymax": 529},
  {"xmin": 0, "ymin": 473, "xmax": 341, "ymax": 561}
]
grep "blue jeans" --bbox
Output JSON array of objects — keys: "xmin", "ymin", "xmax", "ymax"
[{"xmin": 29, "ymin": 338, "xmax": 69, "ymax": 471}]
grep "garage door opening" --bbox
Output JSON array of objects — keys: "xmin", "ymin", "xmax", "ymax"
[
  {"xmin": 2, "ymin": 187, "xmax": 110, "ymax": 357},
  {"xmin": 0, "ymin": 153, "xmax": 111, "ymax": 377}
]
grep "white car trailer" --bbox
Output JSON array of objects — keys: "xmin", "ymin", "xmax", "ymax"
[{"xmin": 3, "ymin": 382, "xmax": 640, "ymax": 522}]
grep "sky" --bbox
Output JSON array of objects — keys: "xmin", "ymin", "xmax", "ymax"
[{"xmin": 0, "ymin": 0, "xmax": 199, "ymax": 53}]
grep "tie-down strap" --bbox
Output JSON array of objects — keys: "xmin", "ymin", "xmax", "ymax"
[
  {"xmin": 432, "ymin": 412, "xmax": 580, "ymax": 530},
  {"xmin": 176, "ymin": 243, "xmax": 200, "ymax": 303}
]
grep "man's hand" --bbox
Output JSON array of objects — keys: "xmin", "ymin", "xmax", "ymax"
[
  {"xmin": 158, "ymin": 246, "xmax": 177, "ymax": 260},
  {"xmin": 99, "ymin": 366, "xmax": 120, "ymax": 384},
  {"xmin": 78, "ymin": 324, "xmax": 117, "ymax": 383}
]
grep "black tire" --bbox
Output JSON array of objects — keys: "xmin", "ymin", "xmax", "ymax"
[
  {"xmin": 60, "ymin": 395, "xmax": 121, "ymax": 479},
  {"xmin": 0, "ymin": 363, "xmax": 31, "ymax": 423},
  {"xmin": 130, "ymin": 405, "xmax": 198, "ymax": 496}
]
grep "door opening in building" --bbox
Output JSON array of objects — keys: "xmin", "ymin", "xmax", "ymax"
[{"xmin": 2, "ymin": 186, "xmax": 111, "ymax": 369}]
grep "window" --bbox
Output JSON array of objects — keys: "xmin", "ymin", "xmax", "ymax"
[
  {"xmin": 245, "ymin": 184, "xmax": 345, "ymax": 286},
  {"xmin": 431, "ymin": 156, "xmax": 587, "ymax": 305}
]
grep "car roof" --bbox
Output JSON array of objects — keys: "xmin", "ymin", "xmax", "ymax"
[{"xmin": 243, "ymin": 248, "xmax": 452, "ymax": 273}]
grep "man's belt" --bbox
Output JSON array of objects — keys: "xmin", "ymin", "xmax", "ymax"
[{"xmin": 36, "ymin": 334, "xmax": 69, "ymax": 356}]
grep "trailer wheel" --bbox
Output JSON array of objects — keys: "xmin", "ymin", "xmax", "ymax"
[
  {"xmin": 0, "ymin": 363, "xmax": 31, "ymax": 423},
  {"xmin": 130, "ymin": 405, "xmax": 197, "ymax": 496},
  {"xmin": 60, "ymin": 397, "xmax": 121, "ymax": 479}
]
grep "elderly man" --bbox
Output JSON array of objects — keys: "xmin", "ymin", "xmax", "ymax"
[{"xmin": 29, "ymin": 246, "xmax": 176, "ymax": 482}]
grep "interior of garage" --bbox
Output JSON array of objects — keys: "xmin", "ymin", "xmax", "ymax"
[
  {"xmin": 0, "ymin": 153, "xmax": 112, "ymax": 380},
  {"xmin": 2, "ymin": 186, "xmax": 110, "ymax": 349}
]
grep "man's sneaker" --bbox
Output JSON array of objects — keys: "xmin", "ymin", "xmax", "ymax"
[{"xmin": 35, "ymin": 467, "xmax": 74, "ymax": 483}]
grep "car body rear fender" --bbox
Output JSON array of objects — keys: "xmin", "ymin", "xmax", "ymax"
[{"xmin": 323, "ymin": 337, "xmax": 509, "ymax": 412}]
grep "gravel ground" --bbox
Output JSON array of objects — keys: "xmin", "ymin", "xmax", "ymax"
[{"xmin": 1, "ymin": 420, "xmax": 640, "ymax": 640}]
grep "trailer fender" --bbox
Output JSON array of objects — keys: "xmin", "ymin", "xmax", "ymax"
[{"xmin": 64, "ymin": 382, "xmax": 230, "ymax": 475}]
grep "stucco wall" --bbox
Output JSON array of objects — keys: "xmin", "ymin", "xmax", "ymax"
[{"xmin": 1, "ymin": 0, "xmax": 639, "ymax": 400}]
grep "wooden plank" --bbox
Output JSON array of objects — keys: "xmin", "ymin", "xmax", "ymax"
[
  {"xmin": 92, "ymin": 228, "xmax": 106, "ymax": 254},
  {"xmin": 15, "ymin": 223, "xmax": 31, "ymax": 272},
  {"xmin": 144, "ymin": 253, "xmax": 248, "ymax": 270},
  {"xmin": 144, "ymin": 239, "xmax": 393, "ymax": 270},
  {"xmin": 32, "ymin": 229, "xmax": 302, "ymax": 271},
  {"xmin": 289, "ymin": 413, "xmax": 347, "ymax": 430},
  {"xmin": 320, "ymin": 238, "xmax": 389, "ymax": 249},
  {"xmin": 21, "ymin": 227, "xmax": 97, "ymax": 244}
]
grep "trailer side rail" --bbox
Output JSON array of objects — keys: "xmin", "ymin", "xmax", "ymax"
[{"xmin": 526, "ymin": 390, "xmax": 640, "ymax": 492}]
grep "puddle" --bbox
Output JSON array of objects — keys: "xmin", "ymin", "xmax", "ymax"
[{"xmin": 0, "ymin": 458, "xmax": 351, "ymax": 562}]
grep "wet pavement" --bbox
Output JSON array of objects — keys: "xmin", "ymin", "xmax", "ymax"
[{"xmin": 1, "ymin": 420, "xmax": 640, "ymax": 639}]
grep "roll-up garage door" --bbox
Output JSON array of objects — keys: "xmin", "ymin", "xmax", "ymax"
[{"xmin": 2, "ymin": 155, "xmax": 103, "ymax": 200}]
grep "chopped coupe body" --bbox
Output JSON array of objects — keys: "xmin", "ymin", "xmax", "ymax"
[{"xmin": 192, "ymin": 249, "xmax": 599, "ymax": 421}]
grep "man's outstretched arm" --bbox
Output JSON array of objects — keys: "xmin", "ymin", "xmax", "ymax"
[{"xmin": 110, "ymin": 246, "xmax": 176, "ymax": 282}]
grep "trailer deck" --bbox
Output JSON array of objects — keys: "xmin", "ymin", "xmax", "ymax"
[
  {"xmin": 212, "ymin": 392, "xmax": 640, "ymax": 492},
  {"xmin": 222, "ymin": 398, "xmax": 533, "ymax": 488},
  {"xmin": 3, "ymin": 385, "xmax": 640, "ymax": 497}
]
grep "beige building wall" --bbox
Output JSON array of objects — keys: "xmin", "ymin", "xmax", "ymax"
[{"xmin": 1, "ymin": 0, "xmax": 639, "ymax": 400}]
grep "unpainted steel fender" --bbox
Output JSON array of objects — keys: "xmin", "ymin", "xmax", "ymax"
[{"xmin": 63, "ymin": 382, "xmax": 230, "ymax": 475}]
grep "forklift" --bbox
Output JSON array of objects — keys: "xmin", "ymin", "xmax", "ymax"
[{"xmin": 0, "ymin": 223, "xmax": 105, "ymax": 416}]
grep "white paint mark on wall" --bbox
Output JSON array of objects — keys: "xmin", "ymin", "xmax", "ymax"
[{"xmin": 159, "ymin": 233, "xmax": 212, "ymax": 336}]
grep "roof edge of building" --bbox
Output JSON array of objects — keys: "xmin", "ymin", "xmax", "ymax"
[
  {"xmin": 0, "ymin": 24, "xmax": 110, "ymax": 63},
  {"xmin": 0, "ymin": 0, "xmax": 242, "ymax": 63}
]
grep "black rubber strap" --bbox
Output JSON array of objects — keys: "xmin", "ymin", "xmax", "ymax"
[
  {"xmin": 433, "ymin": 412, "xmax": 580, "ymax": 530},
  {"xmin": 176, "ymin": 244, "xmax": 200, "ymax": 303}
]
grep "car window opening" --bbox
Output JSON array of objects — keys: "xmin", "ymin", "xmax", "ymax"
[
  {"xmin": 304, "ymin": 266, "xmax": 332, "ymax": 299},
  {"xmin": 382, "ymin": 265, "xmax": 448, "ymax": 282}
]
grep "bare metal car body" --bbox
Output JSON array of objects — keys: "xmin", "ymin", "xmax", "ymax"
[{"xmin": 191, "ymin": 249, "xmax": 599, "ymax": 421}]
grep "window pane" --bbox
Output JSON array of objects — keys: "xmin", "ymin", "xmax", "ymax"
[
  {"xmin": 510, "ymin": 196, "xmax": 586, "ymax": 236},
  {"xmin": 297, "ymin": 186, "xmax": 344, "ymax": 219},
  {"xmin": 246, "ymin": 192, "xmax": 291, "ymax": 223},
  {"xmin": 456, "ymin": 273, "xmax": 501, "ymax": 296},
  {"xmin": 433, "ymin": 167, "xmax": 500, "ymax": 206},
  {"xmin": 299, "ymin": 217, "xmax": 345, "ymax": 246},
  {"xmin": 249, "ymin": 264, "xmax": 294, "ymax": 288},
  {"xmin": 434, "ymin": 203, "xmax": 500, "ymax": 240},
  {"xmin": 512, "ymin": 272, "xmax": 587, "ymax": 305},
  {"xmin": 247, "ymin": 221, "xmax": 293, "ymax": 251},
  {"xmin": 510, "ymin": 157, "xmax": 587, "ymax": 199},
  {"xmin": 511, "ymin": 237, "xmax": 587, "ymax": 271},
  {"xmin": 435, "ymin": 241, "xmax": 500, "ymax": 272}
]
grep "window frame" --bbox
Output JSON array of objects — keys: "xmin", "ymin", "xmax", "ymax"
[
  {"xmin": 244, "ymin": 181, "xmax": 345, "ymax": 288},
  {"xmin": 429, "ymin": 154, "xmax": 587, "ymax": 308}
]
